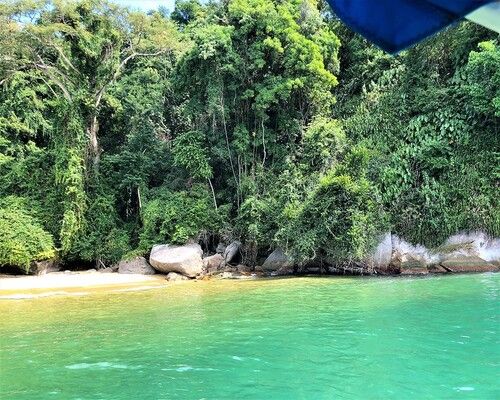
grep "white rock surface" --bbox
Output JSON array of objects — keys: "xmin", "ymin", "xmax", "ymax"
[
  {"xmin": 149, "ymin": 244, "xmax": 203, "ymax": 278},
  {"xmin": 370, "ymin": 232, "xmax": 393, "ymax": 270},
  {"xmin": 443, "ymin": 232, "xmax": 500, "ymax": 262}
]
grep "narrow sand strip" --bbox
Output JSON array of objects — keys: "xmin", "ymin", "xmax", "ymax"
[{"xmin": 0, "ymin": 271, "xmax": 166, "ymax": 293}]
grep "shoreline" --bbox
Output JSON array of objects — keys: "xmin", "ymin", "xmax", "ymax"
[
  {"xmin": 1, "ymin": 268, "xmax": 498, "ymax": 300},
  {"xmin": 0, "ymin": 271, "xmax": 168, "ymax": 299}
]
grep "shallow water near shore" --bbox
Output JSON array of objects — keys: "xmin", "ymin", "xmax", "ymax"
[{"xmin": 0, "ymin": 274, "xmax": 498, "ymax": 399}]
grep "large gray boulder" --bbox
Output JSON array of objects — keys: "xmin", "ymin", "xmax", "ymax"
[
  {"xmin": 262, "ymin": 248, "xmax": 292, "ymax": 271},
  {"xmin": 223, "ymin": 241, "xmax": 241, "ymax": 265},
  {"xmin": 118, "ymin": 257, "xmax": 156, "ymax": 275},
  {"xmin": 149, "ymin": 244, "xmax": 203, "ymax": 277}
]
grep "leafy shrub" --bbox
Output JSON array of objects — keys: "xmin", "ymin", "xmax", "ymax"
[
  {"xmin": 0, "ymin": 197, "xmax": 55, "ymax": 273},
  {"xmin": 172, "ymin": 130, "xmax": 212, "ymax": 179},
  {"xmin": 461, "ymin": 41, "xmax": 500, "ymax": 117},
  {"xmin": 302, "ymin": 117, "xmax": 346, "ymax": 171},
  {"xmin": 139, "ymin": 185, "xmax": 226, "ymax": 250},
  {"xmin": 277, "ymin": 157, "xmax": 386, "ymax": 265},
  {"xmin": 73, "ymin": 193, "xmax": 131, "ymax": 266}
]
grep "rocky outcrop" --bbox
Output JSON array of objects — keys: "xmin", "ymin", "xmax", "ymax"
[
  {"xmin": 435, "ymin": 233, "xmax": 500, "ymax": 273},
  {"xmin": 31, "ymin": 259, "xmax": 60, "ymax": 275},
  {"xmin": 399, "ymin": 257, "xmax": 428, "ymax": 275},
  {"xmin": 427, "ymin": 264, "xmax": 448, "ymax": 274},
  {"xmin": 118, "ymin": 257, "xmax": 156, "ymax": 275},
  {"xmin": 437, "ymin": 232, "xmax": 500, "ymax": 263},
  {"xmin": 391, "ymin": 235, "xmax": 436, "ymax": 271},
  {"xmin": 216, "ymin": 243, "xmax": 226, "ymax": 254},
  {"xmin": 262, "ymin": 248, "xmax": 292, "ymax": 272},
  {"xmin": 235, "ymin": 264, "xmax": 254, "ymax": 273},
  {"xmin": 166, "ymin": 272, "xmax": 190, "ymax": 282},
  {"xmin": 203, "ymin": 254, "xmax": 224, "ymax": 272},
  {"xmin": 440, "ymin": 256, "xmax": 498, "ymax": 273},
  {"xmin": 149, "ymin": 244, "xmax": 203, "ymax": 277},
  {"xmin": 223, "ymin": 241, "xmax": 241, "ymax": 265},
  {"xmin": 369, "ymin": 231, "xmax": 500, "ymax": 276},
  {"xmin": 369, "ymin": 232, "xmax": 393, "ymax": 272}
]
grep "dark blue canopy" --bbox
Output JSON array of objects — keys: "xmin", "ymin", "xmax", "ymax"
[{"xmin": 327, "ymin": 0, "xmax": 497, "ymax": 53}]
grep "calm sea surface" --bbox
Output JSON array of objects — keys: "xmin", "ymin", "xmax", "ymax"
[{"xmin": 0, "ymin": 274, "xmax": 498, "ymax": 399}]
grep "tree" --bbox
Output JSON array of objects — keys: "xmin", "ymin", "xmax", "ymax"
[
  {"xmin": 0, "ymin": 0, "xmax": 181, "ymax": 170},
  {"xmin": 173, "ymin": 0, "xmax": 340, "ymax": 207}
]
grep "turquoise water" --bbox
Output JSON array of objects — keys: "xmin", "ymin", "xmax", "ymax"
[{"xmin": 0, "ymin": 274, "xmax": 498, "ymax": 399}]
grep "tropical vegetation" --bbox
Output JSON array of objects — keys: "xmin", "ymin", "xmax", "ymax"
[{"xmin": 0, "ymin": 0, "xmax": 498, "ymax": 271}]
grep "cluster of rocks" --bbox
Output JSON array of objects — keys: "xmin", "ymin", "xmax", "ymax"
[
  {"xmin": 112, "ymin": 240, "xmax": 294, "ymax": 281},
  {"xmin": 108, "ymin": 231, "xmax": 499, "ymax": 280},
  {"xmin": 370, "ymin": 232, "xmax": 500, "ymax": 275},
  {"xmin": 112, "ymin": 241, "xmax": 242, "ymax": 281}
]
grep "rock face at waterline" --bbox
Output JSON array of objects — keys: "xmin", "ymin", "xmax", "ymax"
[
  {"xmin": 399, "ymin": 256, "xmax": 428, "ymax": 275},
  {"xmin": 370, "ymin": 232, "xmax": 393, "ymax": 272},
  {"xmin": 262, "ymin": 248, "xmax": 292, "ymax": 272},
  {"xmin": 118, "ymin": 257, "xmax": 156, "ymax": 275},
  {"xmin": 149, "ymin": 244, "xmax": 203, "ymax": 277},
  {"xmin": 440, "ymin": 232, "xmax": 496, "ymax": 257},
  {"xmin": 435, "ymin": 232, "xmax": 499, "ymax": 273},
  {"xmin": 440, "ymin": 256, "xmax": 497, "ymax": 273},
  {"xmin": 370, "ymin": 231, "xmax": 500, "ymax": 275}
]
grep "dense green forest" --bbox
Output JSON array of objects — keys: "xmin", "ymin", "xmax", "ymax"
[{"xmin": 0, "ymin": 0, "xmax": 498, "ymax": 272}]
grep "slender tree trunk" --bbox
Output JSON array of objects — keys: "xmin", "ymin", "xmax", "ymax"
[
  {"xmin": 261, "ymin": 118, "xmax": 266, "ymax": 168},
  {"xmin": 208, "ymin": 178, "xmax": 218, "ymax": 210},
  {"xmin": 87, "ymin": 114, "xmax": 101, "ymax": 170},
  {"xmin": 137, "ymin": 186, "xmax": 142, "ymax": 210},
  {"xmin": 220, "ymin": 93, "xmax": 240, "ymax": 208}
]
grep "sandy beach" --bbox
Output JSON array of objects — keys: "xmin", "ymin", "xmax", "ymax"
[{"xmin": 0, "ymin": 271, "xmax": 168, "ymax": 298}]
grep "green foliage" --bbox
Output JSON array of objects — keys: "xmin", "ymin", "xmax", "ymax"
[
  {"xmin": 70, "ymin": 192, "xmax": 131, "ymax": 265},
  {"xmin": 302, "ymin": 116, "xmax": 346, "ymax": 171},
  {"xmin": 139, "ymin": 186, "xmax": 226, "ymax": 250},
  {"xmin": 336, "ymin": 26, "xmax": 499, "ymax": 246},
  {"xmin": 53, "ymin": 105, "xmax": 87, "ymax": 255},
  {"xmin": 0, "ymin": 0, "xmax": 498, "ymax": 269},
  {"xmin": 277, "ymin": 152, "xmax": 385, "ymax": 264},
  {"xmin": 0, "ymin": 197, "xmax": 55, "ymax": 273},
  {"xmin": 171, "ymin": 0, "xmax": 205, "ymax": 25},
  {"xmin": 174, "ymin": 0, "xmax": 340, "ymax": 190},
  {"xmin": 461, "ymin": 40, "xmax": 500, "ymax": 117},
  {"xmin": 173, "ymin": 130, "xmax": 212, "ymax": 179}
]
